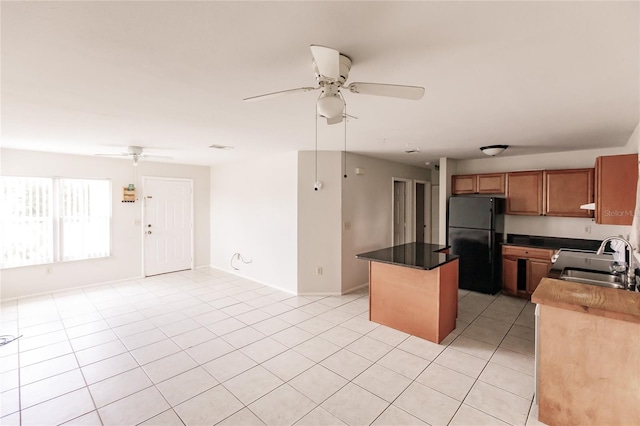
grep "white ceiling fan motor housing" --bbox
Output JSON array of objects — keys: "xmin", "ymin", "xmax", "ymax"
[{"xmin": 313, "ymin": 54, "xmax": 351, "ymax": 85}]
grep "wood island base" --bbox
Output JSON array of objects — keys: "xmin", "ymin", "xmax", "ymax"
[{"xmin": 369, "ymin": 259, "xmax": 459, "ymax": 343}]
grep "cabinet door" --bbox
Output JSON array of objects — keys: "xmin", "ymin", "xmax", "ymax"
[
  {"xmin": 502, "ymin": 256, "xmax": 518, "ymax": 296},
  {"xmin": 477, "ymin": 173, "xmax": 505, "ymax": 194},
  {"xmin": 452, "ymin": 175, "xmax": 477, "ymax": 194},
  {"xmin": 527, "ymin": 259, "xmax": 551, "ymax": 294},
  {"xmin": 506, "ymin": 171, "xmax": 544, "ymax": 215},
  {"xmin": 544, "ymin": 169, "xmax": 594, "ymax": 217},
  {"xmin": 596, "ymin": 154, "xmax": 638, "ymax": 225}
]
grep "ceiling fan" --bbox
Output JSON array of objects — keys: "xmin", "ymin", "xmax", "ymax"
[
  {"xmin": 94, "ymin": 146, "xmax": 172, "ymax": 166},
  {"xmin": 244, "ymin": 45, "xmax": 425, "ymax": 125}
]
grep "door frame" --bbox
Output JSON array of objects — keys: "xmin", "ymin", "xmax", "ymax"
[
  {"xmin": 413, "ymin": 180, "xmax": 431, "ymax": 244},
  {"xmin": 142, "ymin": 176, "xmax": 195, "ymax": 276},
  {"xmin": 391, "ymin": 177, "xmax": 413, "ymax": 246}
]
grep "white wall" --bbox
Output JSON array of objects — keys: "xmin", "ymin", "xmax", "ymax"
[
  {"xmin": 297, "ymin": 151, "xmax": 343, "ymax": 295},
  {"xmin": 210, "ymin": 151, "xmax": 298, "ymax": 294},
  {"xmin": 453, "ymin": 128, "xmax": 639, "ymax": 241},
  {"xmin": 0, "ymin": 149, "xmax": 210, "ymax": 300},
  {"xmin": 341, "ymin": 153, "xmax": 430, "ymax": 293},
  {"xmin": 438, "ymin": 157, "xmax": 457, "ymax": 244}
]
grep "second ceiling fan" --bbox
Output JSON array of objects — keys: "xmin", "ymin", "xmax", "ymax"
[{"xmin": 243, "ymin": 45, "xmax": 425, "ymax": 125}]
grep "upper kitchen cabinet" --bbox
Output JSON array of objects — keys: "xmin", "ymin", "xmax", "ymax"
[
  {"xmin": 451, "ymin": 174, "xmax": 476, "ymax": 194},
  {"xmin": 451, "ymin": 173, "xmax": 505, "ymax": 195},
  {"xmin": 506, "ymin": 171, "xmax": 544, "ymax": 215},
  {"xmin": 595, "ymin": 154, "xmax": 638, "ymax": 225},
  {"xmin": 544, "ymin": 169, "xmax": 594, "ymax": 217},
  {"xmin": 477, "ymin": 173, "xmax": 505, "ymax": 194}
]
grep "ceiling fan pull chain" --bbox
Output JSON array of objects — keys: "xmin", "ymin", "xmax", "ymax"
[
  {"xmin": 343, "ymin": 97, "xmax": 348, "ymax": 179},
  {"xmin": 315, "ymin": 106, "xmax": 319, "ymax": 191}
]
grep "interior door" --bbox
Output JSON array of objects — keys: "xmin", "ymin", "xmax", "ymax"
[
  {"xmin": 143, "ymin": 177, "xmax": 193, "ymax": 276},
  {"xmin": 415, "ymin": 182, "xmax": 425, "ymax": 243},
  {"xmin": 393, "ymin": 180, "xmax": 406, "ymax": 245},
  {"xmin": 414, "ymin": 181, "xmax": 431, "ymax": 244},
  {"xmin": 431, "ymin": 184, "xmax": 439, "ymax": 243}
]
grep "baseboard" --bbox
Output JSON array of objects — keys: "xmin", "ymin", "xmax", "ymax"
[
  {"xmin": 299, "ymin": 282, "xmax": 369, "ymax": 297},
  {"xmin": 297, "ymin": 291, "xmax": 343, "ymax": 297},
  {"xmin": 206, "ymin": 265, "xmax": 297, "ymax": 296},
  {"xmin": 342, "ymin": 282, "xmax": 370, "ymax": 294},
  {"xmin": 1, "ymin": 275, "xmax": 146, "ymax": 302}
]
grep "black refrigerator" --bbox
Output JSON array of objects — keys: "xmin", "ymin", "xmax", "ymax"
[{"xmin": 447, "ymin": 196, "xmax": 505, "ymax": 294}]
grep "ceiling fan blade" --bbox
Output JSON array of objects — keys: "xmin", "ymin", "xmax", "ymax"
[
  {"xmin": 347, "ymin": 82, "xmax": 425, "ymax": 100},
  {"xmin": 243, "ymin": 87, "xmax": 318, "ymax": 102},
  {"xmin": 140, "ymin": 154, "xmax": 173, "ymax": 160},
  {"xmin": 94, "ymin": 153, "xmax": 129, "ymax": 157},
  {"xmin": 310, "ymin": 45, "xmax": 340, "ymax": 80}
]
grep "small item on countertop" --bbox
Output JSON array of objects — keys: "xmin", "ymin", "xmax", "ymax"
[{"xmin": 609, "ymin": 239, "xmax": 626, "ymax": 262}]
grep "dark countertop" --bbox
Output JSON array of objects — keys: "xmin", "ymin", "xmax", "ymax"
[
  {"xmin": 503, "ymin": 234, "xmax": 602, "ymax": 251},
  {"xmin": 356, "ymin": 242, "xmax": 458, "ymax": 271}
]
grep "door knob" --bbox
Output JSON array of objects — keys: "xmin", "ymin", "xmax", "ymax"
[
  {"xmin": 147, "ymin": 231, "xmax": 152, "ymax": 234},
  {"xmin": 147, "ymin": 224, "xmax": 152, "ymax": 227}
]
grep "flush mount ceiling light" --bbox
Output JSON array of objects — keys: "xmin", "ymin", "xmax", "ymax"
[{"xmin": 480, "ymin": 145, "xmax": 509, "ymax": 156}]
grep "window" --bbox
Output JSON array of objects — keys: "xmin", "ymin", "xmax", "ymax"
[{"xmin": 1, "ymin": 177, "xmax": 111, "ymax": 268}]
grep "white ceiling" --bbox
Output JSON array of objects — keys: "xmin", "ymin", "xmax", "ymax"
[{"xmin": 2, "ymin": 1, "xmax": 638, "ymax": 168}]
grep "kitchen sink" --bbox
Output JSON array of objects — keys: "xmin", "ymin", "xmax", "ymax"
[{"xmin": 559, "ymin": 268, "xmax": 626, "ymax": 289}]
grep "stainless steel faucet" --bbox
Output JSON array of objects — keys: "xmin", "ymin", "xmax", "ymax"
[{"xmin": 596, "ymin": 236, "xmax": 636, "ymax": 290}]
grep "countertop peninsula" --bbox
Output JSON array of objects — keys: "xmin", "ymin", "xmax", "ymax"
[
  {"xmin": 532, "ymin": 277, "xmax": 640, "ymax": 324},
  {"xmin": 533, "ymin": 277, "xmax": 640, "ymax": 425},
  {"xmin": 356, "ymin": 242, "xmax": 458, "ymax": 270}
]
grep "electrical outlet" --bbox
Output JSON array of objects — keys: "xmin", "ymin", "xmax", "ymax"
[
  {"xmin": 46, "ymin": 266, "xmax": 52, "ymax": 275},
  {"xmin": 584, "ymin": 225, "xmax": 591, "ymax": 234},
  {"xmin": 315, "ymin": 266, "xmax": 323, "ymax": 275},
  {"xmin": 343, "ymin": 221, "xmax": 351, "ymax": 231}
]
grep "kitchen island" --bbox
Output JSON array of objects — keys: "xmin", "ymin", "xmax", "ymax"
[
  {"xmin": 532, "ymin": 278, "xmax": 640, "ymax": 426},
  {"xmin": 357, "ymin": 243, "xmax": 459, "ymax": 343}
]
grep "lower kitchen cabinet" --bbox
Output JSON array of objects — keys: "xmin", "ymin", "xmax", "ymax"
[
  {"xmin": 527, "ymin": 258, "xmax": 551, "ymax": 294},
  {"xmin": 502, "ymin": 257, "xmax": 518, "ymax": 296},
  {"xmin": 502, "ymin": 245, "xmax": 554, "ymax": 298}
]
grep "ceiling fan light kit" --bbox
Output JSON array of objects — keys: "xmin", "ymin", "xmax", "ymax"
[
  {"xmin": 480, "ymin": 145, "xmax": 509, "ymax": 156},
  {"xmin": 244, "ymin": 44, "xmax": 425, "ymax": 125},
  {"xmin": 316, "ymin": 94, "xmax": 344, "ymax": 119}
]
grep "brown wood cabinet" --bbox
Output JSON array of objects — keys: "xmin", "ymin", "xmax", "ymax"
[
  {"xmin": 544, "ymin": 168, "xmax": 594, "ymax": 217},
  {"xmin": 477, "ymin": 173, "xmax": 505, "ymax": 194},
  {"xmin": 452, "ymin": 173, "xmax": 505, "ymax": 195},
  {"xmin": 502, "ymin": 245, "xmax": 554, "ymax": 298},
  {"xmin": 506, "ymin": 171, "xmax": 544, "ymax": 215},
  {"xmin": 595, "ymin": 154, "xmax": 638, "ymax": 225},
  {"xmin": 502, "ymin": 256, "xmax": 518, "ymax": 296},
  {"xmin": 451, "ymin": 175, "xmax": 476, "ymax": 194}
]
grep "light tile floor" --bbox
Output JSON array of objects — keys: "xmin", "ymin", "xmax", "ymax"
[{"xmin": 0, "ymin": 268, "xmax": 547, "ymax": 425}]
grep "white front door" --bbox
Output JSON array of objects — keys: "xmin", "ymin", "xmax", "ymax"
[{"xmin": 143, "ymin": 177, "xmax": 193, "ymax": 276}]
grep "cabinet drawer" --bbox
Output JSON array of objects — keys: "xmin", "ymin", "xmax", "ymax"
[{"xmin": 502, "ymin": 245, "xmax": 554, "ymax": 260}]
